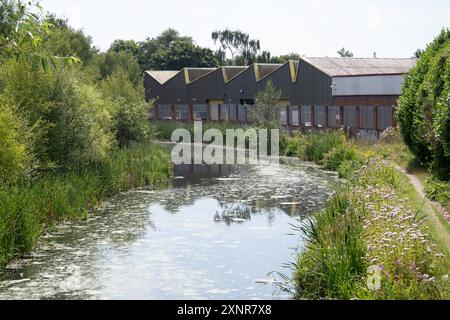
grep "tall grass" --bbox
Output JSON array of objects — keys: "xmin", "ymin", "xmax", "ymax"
[
  {"xmin": 0, "ymin": 142, "xmax": 172, "ymax": 267},
  {"xmin": 294, "ymin": 159, "xmax": 449, "ymax": 300}
]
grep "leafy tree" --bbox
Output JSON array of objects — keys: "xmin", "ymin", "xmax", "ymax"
[
  {"xmin": 0, "ymin": 0, "xmax": 80, "ymax": 68},
  {"xmin": 152, "ymin": 39, "xmax": 218, "ymax": 70},
  {"xmin": 337, "ymin": 47, "xmax": 354, "ymax": 57},
  {"xmin": 100, "ymin": 71, "xmax": 151, "ymax": 147},
  {"xmin": 256, "ymin": 51, "xmax": 272, "ymax": 63},
  {"xmin": 93, "ymin": 51, "xmax": 142, "ymax": 86},
  {"xmin": 211, "ymin": 29, "xmax": 261, "ymax": 65},
  {"xmin": 44, "ymin": 14, "xmax": 97, "ymax": 64},
  {"xmin": 109, "ymin": 39, "xmax": 142, "ymax": 57},
  {"xmin": 248, "ymin": 80, "xmax": 282, "ymax": 130},
  {"xmin": 397, "ymin": 28, "xmax": 450, "ymax": 180}
]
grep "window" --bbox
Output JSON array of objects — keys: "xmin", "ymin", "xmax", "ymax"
[
  {"xmin": 377, "ymin": 105, "xmax": 393, "ymax": 130},
  {"xmin": 279, "ymin": 106, "xmax": 287, "ymax": 125},
  {"xmin": 343, "ymin": 106, "xmax": 356, "ymax": 128},
  {"xmin": 328, "ymin": 106, "xmax": 340, "ymax": 128},
  {"xmin": 159, "ymin": 105, "xmax": 172, "ymax": 120},
  {"xmin": 315, "ymin": 105, "xmax": 325, "ymax": 128},
  {"xmin": 193, "ymin": 105, "xmax": 208, "ymax": 120},
  {"xmin": 302, "ymin": 105, "xmax": 312, "ymax": 127},
  {"xmin": 291, "ymin": 106, "xmax": 299, "ymax": 126},
  {"xmin": 360, "ymin": 106, "xmax": 374, "ymax": 129},
  {"xmin": 238, "ymin": 105, "xmax": 246, "ymax": 122},
  {"xmin": 220, "ymin": 105, "xmax": 229, "ymax": 121},
  {"xmin": 175, "ymin": 105, "xmax": 188, "ymax": 120}
]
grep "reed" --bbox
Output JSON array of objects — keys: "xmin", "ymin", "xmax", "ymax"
[{"xmin": 0, "ymin": 142, "xmax": 172, "ymax": 267}]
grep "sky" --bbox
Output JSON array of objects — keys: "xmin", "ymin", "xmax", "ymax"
[{"xmin": 40, "ymin": 0, "xmax": 450, "ymax": 58}]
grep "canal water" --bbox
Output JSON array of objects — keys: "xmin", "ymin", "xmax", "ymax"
[{"xmin": 0, "ymin": 158, "xmax": 337, "ymax": 300}]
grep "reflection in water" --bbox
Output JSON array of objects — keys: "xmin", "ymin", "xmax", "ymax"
[{"xmin": 0, "ymin": 158, "xmax": 338, "ymax": 300}]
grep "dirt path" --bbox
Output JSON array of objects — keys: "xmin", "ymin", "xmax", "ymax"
[{"xmin": 396, "ymin": 166, "xmax": 450, "ymax": 253}]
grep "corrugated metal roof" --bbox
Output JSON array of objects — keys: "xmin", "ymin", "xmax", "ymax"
[
  {"xmin": 255, "ymin": 63, "xmax": 283, "ymax": 81},
  {"xmin": 145, "ymin": 70, "xmax": 179, "ymax": 85},
  {"xmin": 185, "ymin": 68, "xmax": 217, "ymax": 84},
  {"xmin": 222, "ymin": 66, "xmax": 247, "ymax": 82},
  {"xmin": 302, "ymin": 57, "xmax": 417, "ymax": 77}
]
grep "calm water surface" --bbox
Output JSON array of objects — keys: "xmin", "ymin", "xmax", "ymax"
[{"xmin": 0, "ymin": 158, "xmax": 337, "ymax": 300}]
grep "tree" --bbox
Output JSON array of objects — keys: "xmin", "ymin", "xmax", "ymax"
[
  {"xmin": 100, "ymin": 71, "xmax": 151, "ymax": 147},
  {"xmin": 337, "ymin": 47, "xmax": 354, "ymax": 57},
  {"xmin": 397, "ymin": 28, "xmax": 450, "ymax": 180},
  {"xmin": 414, "ymin": 48, "xmax": 423, "ymax": 59},
  {"xmin": 211, "ymin": 29, "xmax": 261, "ymax": 65},
  {"xmin": 96, "ymin": 51, "xmax": 142, "ymax": 86},
  {"xmin": 44, "ymin": 15, "xmax": 97, "ymax": 64},
  {"xmin": 0, "ymin": 1, "xmax": 80, "ymax": 68},
  {"xmin": 109, "ymin": 39, "xmax": 142, "ymax": 57},
  {"xmin": 248, "ymin": 80, "xmax": 282, "ymax": 130},
  {"xmin": 152, "ymin": 39, "xmax": 218, "ymax": 70}
]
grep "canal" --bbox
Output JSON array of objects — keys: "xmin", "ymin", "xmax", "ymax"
[{"xmin": 0, "ymin": 158, "xmax": 337, "ymax": 300}]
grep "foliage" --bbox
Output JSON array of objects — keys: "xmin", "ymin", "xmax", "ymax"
[
  {"xmin": 397, "ymin": 28, "xmax": 450, "ymax": 180},
  {"xmin": 303, "ymin": 131, "xmax": 345, "ymax": 163},
  {"xmin": 337, "ymin": 47, "xmax": 354, "ymax": 57},
  {"xmin": 249, "ymin": 81, "xmax": 282, "ymax": 130},
  {"xmin": 0, "ymin": 103, "xmax": 32, "ymax": 184},
  {"xmin": 425, "ymin": 178, "xmax": 450, "ymax": 211},
  {"xmin": 323, "ymin": 145, "xmax": 363, "ymax": 171},
  {"xmin": 112, "ymin": 28, "xmax": 218, "ymax": 71},
  {"xmin": 0, "ymin": 0, "xmax": 80, "ymax": 68},
  {"xmin": 99, "ymin": 71, "xmax": 151, "ymax": 147},
  {"xmin": 295, "ymin": 160, "xmax": 449, "ymax": 299},
  {"xmin": 95, "ymin": 51, "xmax": 142, "ymax": 86},
  {"xmin": 0, "ymin": 142, "xmax": 172, "ymax": 267},
  {"xmin": 0, "ymin": 60, "xmax": 114, "ymax": 168},
  {"xmin": 44, "ymin": 14, "xmax": 96, "ymax": 64},
  {"xmin": 211, "ymin": 29, "xmax": 261, "ymax": 65}
]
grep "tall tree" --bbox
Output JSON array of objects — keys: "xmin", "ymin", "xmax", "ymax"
[
  {"xmin": 211, "ymin": 29, "xmax": 261, "ymax": 65},
  {"xmin": 337, "ymin": 47, "xmax": 354, "ymax": 57}
]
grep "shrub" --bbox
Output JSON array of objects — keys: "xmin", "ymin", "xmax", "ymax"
[
  {"xmin": 323, "ymin": 145, "xmax": 363, "ymax": 171},
  {"xmin": 425, "ymin": 178, "xmax": 450, "ymax": 210},
  {"xmin": 303, "ymin": 131, "xmax": 344, "ymax": 163},
  {"xmin": 295, "ymin": 160, "xmax": 449, "ymax": 300},
  {"xmin": 0, "ymin": 103, "xmax": 32, "ymax": 184},
  {"xmin": 100, "ymin": 71, "xmax": 151, "ymax": 147},
  {"xmin": 397, "ymin": 29, "xmax": 450, "ymax": 180}
]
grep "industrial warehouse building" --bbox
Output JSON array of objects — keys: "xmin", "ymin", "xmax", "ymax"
[{"xmin": 144, "ymin": 57, "xmax": 416, "ymax": 133}]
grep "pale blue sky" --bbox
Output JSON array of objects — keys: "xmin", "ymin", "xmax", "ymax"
[{"xmin": 40, "ymin": 0, "xmax": 450, "ymax": 58}]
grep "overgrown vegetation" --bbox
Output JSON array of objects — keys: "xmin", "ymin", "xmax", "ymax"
[
  {"xmin": 278, "ymin": 128, "xmax": 449, "ymax": 299},
  {"xmin": 397, "ymin": 28, "xmax": 450, "ymax": 180},
  {"xmin": 295, "ymin": 160, "xmax": 449, "ymax": 299},
  {"xmin": 0, "ymin": 143, "xmax": 172, "ymax": 266},
  {"xmin": 0, "ymin": 1, "xmax": 173, "ymax": 267}
]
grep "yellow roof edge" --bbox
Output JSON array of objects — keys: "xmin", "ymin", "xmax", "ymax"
[{"xmin": 255, "ymin": 62, "xmax": 286, "ymax": 83}]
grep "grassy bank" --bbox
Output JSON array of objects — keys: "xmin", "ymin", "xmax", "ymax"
[
  {"xmin": 0, "ymin": 142, "xmax": 172, "ymax": 267},
  {"xmin": 281, "ymin": 130, "xmax": 449, "ymax": 299}
]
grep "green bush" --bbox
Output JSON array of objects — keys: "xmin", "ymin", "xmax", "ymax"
[
  {"xmin": 295, "ymin": 160, "xmax": 449, "ymax": 300},
  {"xmin": 323, "ymin": 145, "xmax": 362, "ymax": 171},
  {"xmin": 303, "ymin": 131, "xmax": 344, "ymax": 163},
  {"xmin": 425, "ymin": 178, "xmax": 450, "ymax": 210},
  {"xmin": 0, "ymin": 60, "xmax": 114, "ymax": 169},
  {"xmin": 100, "ymin": 71, "xmax": 151, "ymax": 148},
  {"xmin": 0, "ymin": 104, "xmax": 32, "ymax": 184},
  {"xmin": 397, "ymin": 29, "xmax": 450, "ymax": 180}
]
